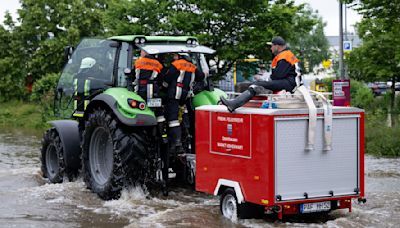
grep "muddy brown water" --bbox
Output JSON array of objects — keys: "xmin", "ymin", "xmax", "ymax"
[{"xmin": 0, "ymin": 130, "xmax": 399, "ymax": 227}]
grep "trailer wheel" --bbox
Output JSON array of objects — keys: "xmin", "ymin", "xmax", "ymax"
[
  {"xmin": 40, "ymin": 128, "xmax": 65, "ymax": 183},
  {"xmin": 220, "ymin": 188, "xmax": 264, "ymax": 220},
  {"xmin": 220, "ymin": 188, "xmax": 241, "ymax": 220},
  {"xmin": 82, "ymin": 108, "xmax": 145, "ymax": 200}
]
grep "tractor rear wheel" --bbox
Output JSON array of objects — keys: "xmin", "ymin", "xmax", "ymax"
[
  {"xmin": 81, "ymin": 108, "xmax": 147, "ymax": 200},
  {"xmin": 40, "ymin": 129, "xmax": 65, "ymax": 183}
]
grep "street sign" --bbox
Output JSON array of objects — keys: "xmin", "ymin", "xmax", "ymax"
[
  {"xmin": 322, "ymin": 59, "xmax": 332, "ymax": 69},
  {"xmin": 333, "ymin": 79, "xmax": 351, "ymax": 106},
  {"xmin": 343, "ymin": 41, "xmax": 352, "ymax": 52}
]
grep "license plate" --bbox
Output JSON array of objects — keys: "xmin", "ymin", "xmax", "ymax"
[
  {"xmin": 300, "ymin": 201, "xmax": 331, "ymax": 213},
  {"xmin": 147, "ymin": 98, "xmax": 162, "ymax": 107}
]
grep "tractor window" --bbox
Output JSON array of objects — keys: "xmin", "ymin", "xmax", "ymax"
[
  {"xmin": 54, "ymin": 39, "xmax": 117, "ymax": 118},
  {"xmin": 117, "ymin": 42, "xmax": 130, "ymax": 87}
]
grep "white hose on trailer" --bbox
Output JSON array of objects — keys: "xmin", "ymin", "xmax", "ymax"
[
  {"xmin": 296, "ymin": 86, "xmax": 317, "ymax": 151},
  {"xmin": 310, "ymin": 90, "xmax": 333, "ymax": 151}
]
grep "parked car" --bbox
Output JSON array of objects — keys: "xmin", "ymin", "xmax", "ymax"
[
  {"xmin": 368, "ymin": 82, "xmax": 389, "ymax": 96},
  {"xmin": 386, "ymin": 82, "xmax": 400, "ymax": 91}
]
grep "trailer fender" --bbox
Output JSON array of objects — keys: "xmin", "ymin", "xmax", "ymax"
[
  {"xmin": 213, "ymin": 179, "xmax": 244, "ymax": 204},
  {"xmin": 48, "ymin": 120, "xmax": 81, "ymax": 171}
]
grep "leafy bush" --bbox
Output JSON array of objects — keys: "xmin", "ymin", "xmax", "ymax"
[
  {"xmin": 321, "ymin": 77, "xmax": 334, "ymax": 92},
  {"xmin": 31, "ymin": 73, "xmax": 59, "ymax": 102},
  {"xmin": 350, "ymin": 80, "xmax": 374, "ymax": 109},
  {"xmin": 0, "ymin": 57, "xmax": 26, "ymax": 101},
  {"xmin": 31, "ymin": 73, "xmax": 59, "ymax": 122},
  {"xmin": 365, "ymin": 114, "xmax": 400, "ymax": 157}
]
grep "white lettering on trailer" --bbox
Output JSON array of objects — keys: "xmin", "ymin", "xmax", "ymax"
[
  {"xmin": 217, "ymin": 142, "xmax": 243, "ymax": 150},
  {"xmin": 210, "ymin": 112, "xmax": 252, "ymax": 159},
  {"xmin": 217, "ymin": 116, "xmax": 227, "ymax": 122},
  {"xmin": 217, "ymin": 116, "xmax": 243, "ymax": 123},
  {"xmin": 217, "ymin": 142, "xmax": 226, "ymax": 148},
  {"xmin": 222, "ymin": 136, "xmax": 238, "ymax": 142},
  {"xmin": 227, "ymin": 117, "xmax": 243, "ymax": 123},
  {"xmin": 227, "ymin": 144, "xmax": 243, "ymax": 150}
]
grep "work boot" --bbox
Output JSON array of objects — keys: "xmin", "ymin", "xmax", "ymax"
[
  {"xmin": 220, "ymin": 89, "xmax": 256, "ymax": 112},
  {"xmin": 168, "ymin": 126, "xmax": 183, "ymax": 155}
]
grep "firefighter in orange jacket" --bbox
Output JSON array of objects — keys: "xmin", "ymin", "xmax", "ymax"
[
  {"xmin": 131, "ymin": 50, "xmax": 166, "ymax": 124},
  {"xmin": 164, "ymin": 53, "xmax": 205, "ymax": 154},
  {"xmin": 220, "ymin": 36, "xmax": 301, "ymax": 112}
]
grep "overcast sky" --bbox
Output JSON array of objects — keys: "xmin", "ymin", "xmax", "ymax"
[
  {"xmin": 1, "ymin": 0, "xmax": 360, "ymax": 36},
  {"xmin": 295, "ymin": 0, "xmax": 361, "ymax": 36}
]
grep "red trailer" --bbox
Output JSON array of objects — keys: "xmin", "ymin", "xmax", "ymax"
[{"xmin": 195, "ymin": 102, "xmax": 365, "ymax": 219}]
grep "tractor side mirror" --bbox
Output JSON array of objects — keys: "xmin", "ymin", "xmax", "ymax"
[
  {"xmin": 124, "ymin": 68, "xmax": 133, "ymax": 77},
  {"xmin": 63, "ymin": 46, "xmax": 74, "ymax": 64}
]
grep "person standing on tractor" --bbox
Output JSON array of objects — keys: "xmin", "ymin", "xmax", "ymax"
[
  {"xmin": 130, "ymin": 50, "xmax": 166, "ymax": 126},
  {"xmin": 220, "ymin": 36, "xmax": 301, "ymax": 112},
  {"xmin": 164, "ymin": 53, "xmax": 205, "ymax": 154}
]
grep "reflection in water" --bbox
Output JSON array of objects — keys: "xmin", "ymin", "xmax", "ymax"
[{"xmin": 0, "ymin": 131, "xmax": 399, "ymax": 227}]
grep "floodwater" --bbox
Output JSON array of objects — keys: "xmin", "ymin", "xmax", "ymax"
[{"xmin": 0, "ymin": 130, "xmax": 399, "ymax": 228}]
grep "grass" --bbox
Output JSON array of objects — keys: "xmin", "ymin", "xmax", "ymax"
[
  {"xmin": 365, "ymin": 113, "xmax": 400, "ymax": 157},
  {"xmin": 0, "ymin": 100, "xmax": 50, "ymax": 133}
]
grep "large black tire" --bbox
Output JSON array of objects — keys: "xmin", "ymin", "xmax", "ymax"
[
  {"xmin": 220, "ymin": 188, "xmax": 264, "ymax": 220},
  {"xmin": 40, "ymin": 128, "xmax": 65, "ymax": 183},
  {"xmin": 81, "ymin": 108, "xmax": 148, "ymax": 200}
]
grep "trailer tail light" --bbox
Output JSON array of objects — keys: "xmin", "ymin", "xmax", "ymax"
[
  {"xmin": 282, "ymin": 204, "xmax": 298, "ymax": 215},
  {"xmin": 338, "ymin": 199, "xmax": 352, "ymax": 209},
  {"xmin": 127, "ymin": 99, "xmax": 146, "ymax": 110}
]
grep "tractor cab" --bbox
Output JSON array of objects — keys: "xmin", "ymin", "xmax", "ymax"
[
  {"xmin": 55, "ymin": 39, "xmax": 118, "ymax": 118},
  {"xmin": 54, "ymin": 36, "xmax": 217, "ymax": 119}
]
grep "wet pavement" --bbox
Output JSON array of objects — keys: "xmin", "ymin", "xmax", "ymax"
[{"xmin": 0, "ymin": 130, "xmax": 399, "ymax": 227}]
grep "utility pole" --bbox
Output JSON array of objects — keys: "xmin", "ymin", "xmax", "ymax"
[{"xmin": 338, "ymin": 1, "xmax": 345, "ymax": 79}]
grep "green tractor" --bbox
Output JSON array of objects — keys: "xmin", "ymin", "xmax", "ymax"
[{"xmin": 40, "ymin": 35, "xmax": 226, "ymax": 199}]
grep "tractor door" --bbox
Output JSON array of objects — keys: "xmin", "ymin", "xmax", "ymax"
[{"xmin": 54, "ymin": 39, "xmax": 119, "ymax": 118}]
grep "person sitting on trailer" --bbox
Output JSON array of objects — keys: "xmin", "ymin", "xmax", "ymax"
[{"xmin": 220, "ymin": 36, "xmax": 302, "ymax": 112}]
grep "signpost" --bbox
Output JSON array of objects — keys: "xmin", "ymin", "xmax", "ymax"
[
  {"xmin": 343, "ymin": 41, "xmax": 352, "ymax": 52},
  {"xmin": 333, "ymin": 79, "xmax": 351, "ymax": 106}
]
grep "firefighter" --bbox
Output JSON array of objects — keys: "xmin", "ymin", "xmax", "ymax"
[
  {"xmin": 164, "ymin": 53, "xmax": 205, "ymax": 154},
  {"xmin": 130, "ymin": 50, "xmax": 166, "ymax": 126},
  {"xmin": 220, "ymin": 36, "xmax": 302, "ymax": 112}
]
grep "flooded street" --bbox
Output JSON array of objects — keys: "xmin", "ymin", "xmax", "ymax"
[{"xmin": 0, "ymin": 130, "xmax": 399, "ymax": 227}]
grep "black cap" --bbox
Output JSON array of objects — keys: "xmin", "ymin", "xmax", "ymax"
[{"xmin": 267, "ymin": 36, "xmax": 286, "ymax": 46}]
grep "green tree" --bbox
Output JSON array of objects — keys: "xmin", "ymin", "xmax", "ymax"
[
  {"xmin": 0, "ymin": 0, "xmax": 107, "ymax": 100},
  {"xmin": 16, "ymin": 0, "xmax": 107, "ymax": 77},
  {"xmin": 0, "ymin": 13, "xmax": 26, "ymax": 100},
  {"xmin": 104, "ymin": 0, "xmax": 320, "ymax": 78},
  {"xmin": 290, "ymin": 6, "xmax": 330, "ymax": 73},
  {"xmin": 345, "ymin": 0, "xmax": 400, "ymax": 125}
]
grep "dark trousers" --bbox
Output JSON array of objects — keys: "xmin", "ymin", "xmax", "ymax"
[{"xmin": 252, "ymin": 78, "xmax": 295, "ymax": 92}]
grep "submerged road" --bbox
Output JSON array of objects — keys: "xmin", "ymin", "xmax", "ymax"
[{"xmin": 0, "ymin": 130, "xmax": 399, "ymax": 227}]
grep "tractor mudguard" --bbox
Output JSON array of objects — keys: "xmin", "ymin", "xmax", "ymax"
[
  {"xmin": 192, "ymin": 88, "xmax": 227, "ymax": 108},
  {"xmin": 87, "ymin": 88, "xmax": 157, "ymax": 126},
  {"xmin": 48, "ymin": 120, "xmax": 81, "ymax": 171}
]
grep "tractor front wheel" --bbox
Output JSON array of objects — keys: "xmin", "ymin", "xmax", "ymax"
[{"xmin": 40, "ymin": 129, "xmax": 65, "ymax": 183}]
